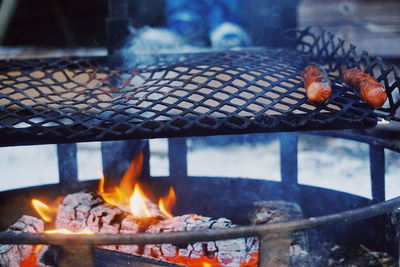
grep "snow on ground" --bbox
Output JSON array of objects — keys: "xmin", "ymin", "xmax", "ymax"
[{"xmin": 0, "ymin": 135, "xmax": 399, "ymax": 200}]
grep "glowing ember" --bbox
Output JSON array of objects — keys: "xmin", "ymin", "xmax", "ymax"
[
  {"xmin": 31, "ymin": 199, "xmax": 57, "ymax": 223},
  {"xmin": 159, "ymin": 187, "xmax": 176, "ymax": 218},
  {"xmin": 45, "ymin": 228, "xmax": 94, "ymax": 235}
]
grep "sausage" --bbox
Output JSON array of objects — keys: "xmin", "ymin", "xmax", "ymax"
[
  {"xmin": 343, "ymin": 68, "xmax": 387, "ymax": 108},
  {"xmin": 301, "ymin": 64, "xmax": 332, "ymax": 104}
]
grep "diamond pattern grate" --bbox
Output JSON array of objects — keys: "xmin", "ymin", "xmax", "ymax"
[{"xmin": 0, "ymin": 28, "xmax": 398, "ymax": 146}]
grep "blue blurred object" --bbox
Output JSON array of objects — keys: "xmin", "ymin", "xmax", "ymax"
[
  {"xmin": 165, "ymin": 0, "xmax": 209, "ymax": 46},
  {"xmin": 165, "ymin": 0, "xmax": 250, "ymax": 48},
  {"xmin": 207, "ymin": 0, "xmax": 250, "ymax": 48}
]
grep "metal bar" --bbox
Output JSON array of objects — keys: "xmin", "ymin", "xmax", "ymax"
[
  {"xmin": 168, "ymin": 138, "xmax": 188, "ymax": 178},
  {"xmin": 259, "ymin": 234, "xmax": 291, "ymax": 267},
  {"xmin": 106, "ymin": 0, "xmax": 131, "ymax": 66},
  {"xmin": 141, "ymin": 141, "xmax": 151, "ymax": 178},
  {"xmin": 279, "ymin": 133, "xmax": 298, "ymax": 185},
  {"xmin": 58, "ymin": 244, "xmax": 94, "ymax": 267},
  {"xmin": 57, "ymin": 144, "xmax": 78, "ymax": 187},
  {"xmin": 279, "ymin": 133, "xmax": 299, "ymax": 203},
  {"xmin": 108, "ymin": 0, "xmax": 128, "ymax": 18},
  {"xmin": 1, "ymin": 196, "xmax": 399, "ymax": 246},
  {"xmin": 370, "ymin": 144, "xmax": 385, "ymax": 202},
  {"xmin": 307, "ymin": 130, "xmax": 400, "ymax": 153}
]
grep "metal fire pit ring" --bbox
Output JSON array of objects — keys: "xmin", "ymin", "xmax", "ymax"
[
  {"xmin": 0, "ymin": 196, "xmax": 399, "ymax": 266},
  {"xmin": 0, "ymin": 128, "xmax": 399, "ymax": 266}
]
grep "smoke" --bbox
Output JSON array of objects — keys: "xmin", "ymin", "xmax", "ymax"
[{"xmin": 121, "ymin": 26, "xmax": 209, "ymax": 67}]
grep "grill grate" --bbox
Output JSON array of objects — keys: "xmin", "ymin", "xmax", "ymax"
[{"xmin": 0, "ymin": 28, "xmax": 398, "ymax": 146}]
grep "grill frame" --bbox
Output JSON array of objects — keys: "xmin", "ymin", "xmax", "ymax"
[
  {"xmin": 0, "ymin": 0, "xmax": 398, "ymax": 264},
  {"xmin": 0, "ymin": 28, "xmax": 399, "ymax": 147},
  {"xmin": 0, "ymin": 130, "xmax": 399, "ymax": 266}
]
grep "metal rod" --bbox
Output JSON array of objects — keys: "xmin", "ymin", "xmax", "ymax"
[
  {"xmin": 108, "ymin": 0, "xmax": 128, "ymax": 19},
  {"xmin": 168, "ymin": 138, "xmax": 188, "ymax": 178},
  {"xmin": 370, "ymin": 144, "xmax": 385, "ymax": 202},
  {"xmin": 279, "ymin": 133, "xmax": 299, "ymax": 202},
  {"xmin": 279, "ymin": 133, "xmax": 298, "ymax": 185},
  {"xmin": 0, "ymin": 196, "xmax": 399, "ymax": 246},
  {"xmin": 57, "ymin": 144, "xmax": 78, "ymax": 188}
]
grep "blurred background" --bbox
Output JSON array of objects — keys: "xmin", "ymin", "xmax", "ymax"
[{"xmin": 0, "ymin": 0, "xmax": 399, "ymax": 199}]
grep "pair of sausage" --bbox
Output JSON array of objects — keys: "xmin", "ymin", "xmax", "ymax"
[{"xmin": 301, "ymin": 65, "xmax": 387, "ymax": 108}]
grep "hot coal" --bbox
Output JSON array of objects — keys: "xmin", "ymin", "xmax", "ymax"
[
  {"xmin": 54, "ymin": 191, "xmax": 258, "ymax": 266},
  {"xmin": 143, "ymin": 214, "xmax": 258, "ymax": 266},
  {"xmin": 0, "ymin": 215, "xmax": 43, "ymax": 267},
  {"xmin": 38, "ymin": 246, "xmax": 185, "ymax": 267}
]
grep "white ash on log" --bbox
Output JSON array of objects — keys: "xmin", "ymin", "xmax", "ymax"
[
  {"xmin": 0, "ymin": 215, "xmax": 44, "ymax": 267},
  {"xmin": 249, "ymin": 201, "xmax": 309, "ymax": 267},
  {"xmin": 143, "ymin": 214, "xmax": 258, "ymax": 267},
  {"xmin": 54, "ymin": 191, "xmax": 259, "ymax": 266}
]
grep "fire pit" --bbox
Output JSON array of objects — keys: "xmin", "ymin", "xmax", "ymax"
[{"xmin": 0, "ymin": 1, "xmax": 399, "ymax": 266}]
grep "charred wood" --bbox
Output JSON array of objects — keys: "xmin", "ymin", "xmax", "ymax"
[
  {"xmin": 0, "ymin": 215, "xmax": 43, "ymax": 267},
  {"xmin": 144, "ymin": 214, "xmax": 258, "ymax": 266},
  {"xmin": 54, "ymin": 192, "xmax": 258, "ymax": 266}
]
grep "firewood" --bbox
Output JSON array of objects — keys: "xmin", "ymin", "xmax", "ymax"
[
  {"xmin": 54, "ymin": 192, "xmax": 259, "ymax": 266},
  {"xmin": 55, "ymin": 191, "xmax": 123, "ymax": 232},
  {"xmin": 0, "ymin": 215, "xmax": 44, "ymax": 267},
  {"xmin": 249, "ymin": 201, "xmax": 309, "ymax": 267},
  {"xmin": 143, "ymin": 214, "xmax": 259, "ymax": 266}
]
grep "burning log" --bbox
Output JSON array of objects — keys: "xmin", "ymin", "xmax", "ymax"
[
  {"xmin": 54, "ymin": 191, "xmax": 258, "ymax": 266},
  {"xmin": 249, "ymin": 201, "xmax": 309, "ymax": 267},
  {"xmin": 143, "ymin": 214, "xmax": 258, "ymax": 266},
  {"xmin": 0, "ymin": 215, "xmax": 44, "ymax": 267}
]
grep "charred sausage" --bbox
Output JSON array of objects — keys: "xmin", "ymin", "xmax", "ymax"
[
  {"xmin": 301, "ymin": 64, "xmax": 332, "ymax": 104},
  {"xmin": 343, "ymin": 68, "xmax": 387, "ymax": 108}
]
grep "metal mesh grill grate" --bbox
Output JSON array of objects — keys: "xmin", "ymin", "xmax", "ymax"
[{"xmin": 0, "ymin": 28, "xmax": 398, "ymax": 146}]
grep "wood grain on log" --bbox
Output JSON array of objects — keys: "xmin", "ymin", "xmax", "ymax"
[{"xmin": 0, "ymin": 215, "xmax": 43, "ymax": 267}]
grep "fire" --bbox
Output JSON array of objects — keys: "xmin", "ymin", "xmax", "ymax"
[
  {"xmin": 98, "ymin": 152, "xmax": 177, "ymax": 219},
  {"xmin": 31, "ymin": 199, "xmax": 57, "ymax": 222},
  {"xmin": 159, "ymin": 187, "xmax": 176, "ymax": 218},
  {"xmin": 129, "ymin": 184, "xmax": 152, "ymax": 218}
]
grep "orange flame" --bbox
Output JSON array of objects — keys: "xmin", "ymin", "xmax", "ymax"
[
  {"xmin": 159, "ymin": 187, "xmax": 176, "ymax": 218},
  {"xmin": 98, "ymin": 152, "xmax": 177, "ymax": 219},
  {"xmin": 45, "ymin": 228, "xmax": 94, "ymax": 235},
  {"xmin": 31, "ymin": 199, "xmax": 57, "ymax": 222},
  {"xmin": 129, "ymin": 184, "xmax": 152, "ymax": 218},
  {"xmin": 98, "ymin": 152, "xmax": 144, "ymax": 209}
]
